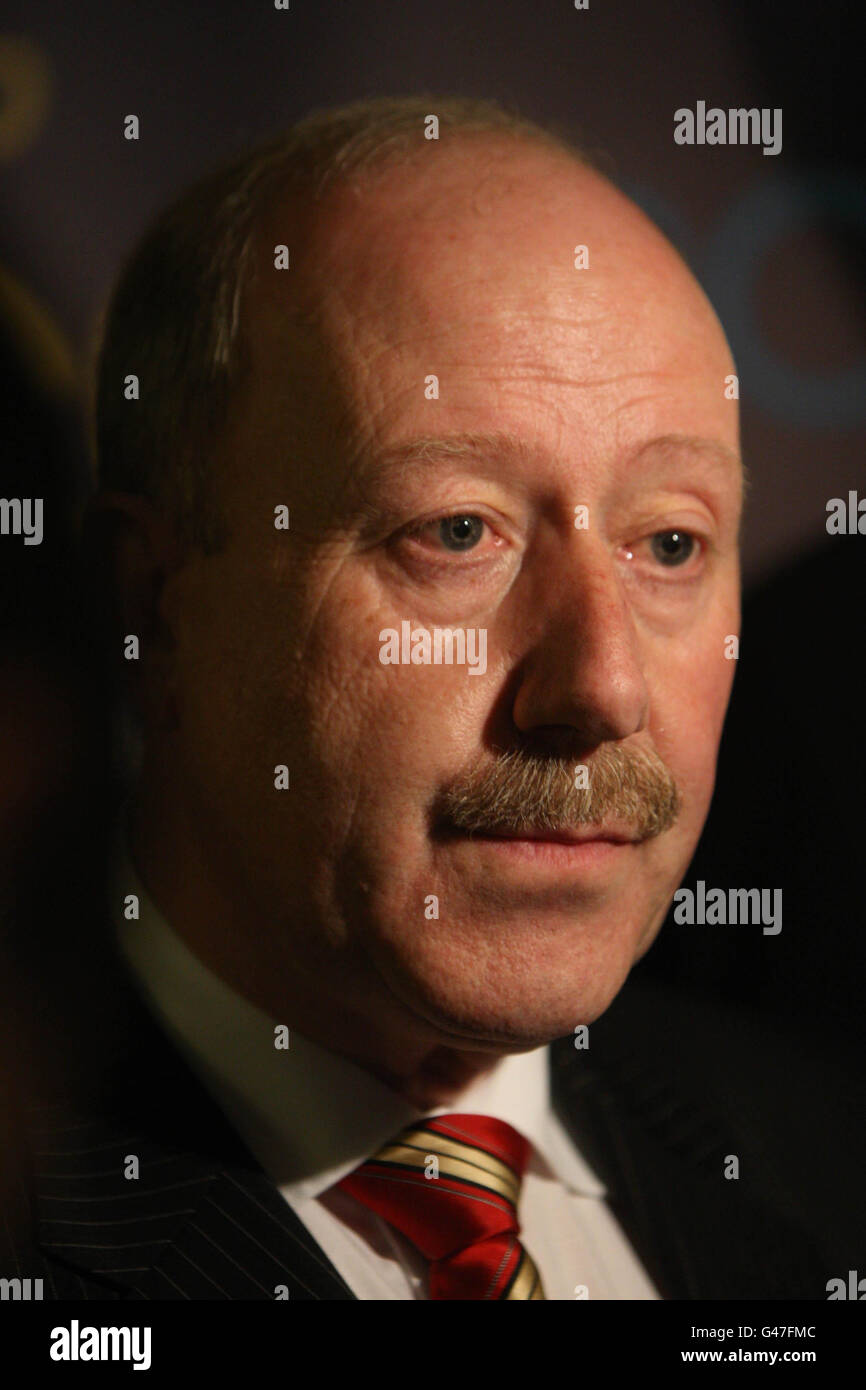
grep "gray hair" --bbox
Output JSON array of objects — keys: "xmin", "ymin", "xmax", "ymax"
[{"xmin": 92, "ymin": 95, "xmax": 600, "ymax": 551}]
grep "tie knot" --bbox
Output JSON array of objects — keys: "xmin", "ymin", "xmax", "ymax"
[
  {"xmin": 337, "ymin": 1112, "xmax": 545, "ymax": 1297},
  {"xmin": 414, "ymin": 1113, "xmax": 532, "ymax": 1201},
  {"xmin": 366, "ymin": 1113, "xmax": 531, "ymax": 1220},
  {"xmin": 338, "ymin": 1113, "xmax": 532, "ymax": 1260}
]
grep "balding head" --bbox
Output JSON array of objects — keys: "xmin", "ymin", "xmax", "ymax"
[{"xmin": 93, "ymin": 96, "xmax": 598, "ymax": 551}]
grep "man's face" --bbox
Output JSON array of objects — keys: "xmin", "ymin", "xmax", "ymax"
[{"xmin": 159, "ymin": 139, "xmax": 742, "ymax": 1055}]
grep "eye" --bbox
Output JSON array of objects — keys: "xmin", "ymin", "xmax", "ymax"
[
  {"xmin": 648, "ymin": 530, "xmax": 697, "ymax": 567},
  {"xmin": 416, "ymin": 514, "xmax": 488, "ymax": 553}
]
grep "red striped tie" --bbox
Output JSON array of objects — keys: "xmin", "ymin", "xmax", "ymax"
[{"xmin": 337, "ymin": 1113, "xmax": 546, "ymax": 1299}]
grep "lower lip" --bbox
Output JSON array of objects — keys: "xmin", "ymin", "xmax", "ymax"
[{"xmin": 458, "ymin": 835, "xmax": 631, "ymax": 866}]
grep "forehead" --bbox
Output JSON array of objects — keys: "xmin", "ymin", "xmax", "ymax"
[
  {"xmin": 251, "ymin": 135, "xmax": 719, "ymax": 335},
  {"xmin": 238, "ymin": 138, "xmax": 737, "ymax": 494}
]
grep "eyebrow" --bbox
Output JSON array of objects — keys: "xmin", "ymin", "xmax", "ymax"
[
  {"xmin": 373, "ymin": 431, "xmax": 536, "ymax": 479},
  {"xmin": 372, "ymin": 429, "xmax": 746, "ymax": 486},
  {"xmin": 633, "ymin": 433, "xmax": 748, "ymax": 491}
]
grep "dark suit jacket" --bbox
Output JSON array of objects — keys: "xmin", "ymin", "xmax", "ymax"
[{"xmin": 1, "ymin": 944, "xmax": 827, "ymax": 1301}]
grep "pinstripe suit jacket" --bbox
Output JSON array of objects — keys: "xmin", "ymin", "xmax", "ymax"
[{"xmin": 1, "ymin": 951, "xmax": 826, "ymax": 1301}]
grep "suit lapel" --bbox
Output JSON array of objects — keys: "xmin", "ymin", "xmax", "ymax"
[
  {"xmin": 29, "ymin": 987, "xmax": 356, "ymax": 1301},
  {"xmin": 550, "ymin": 981, "xmax": 821, "ymax": 1300},
  {"xmin": 550, "ymin": 1031, "xmax": 711, "ymax": 1298}
]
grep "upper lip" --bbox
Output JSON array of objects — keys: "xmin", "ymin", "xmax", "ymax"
[{"xmin": 467, "ymin": 826, "xmax": 639, "ymax": 845}]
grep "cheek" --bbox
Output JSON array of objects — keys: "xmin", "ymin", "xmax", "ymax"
[
  {"xmin": 168, "ymin": 557, "xmax": 315, "ymax": 804},
  {"xmin": 170, "ymin": 579, "xmax": 250, "ymax": 742},
  {"xmin": 289, "ymin": 615, "xmax": 430, "ymax": 851},
  {"xmin": 297, "ymin": 566, "xmax": 474, "ymax": 772}
]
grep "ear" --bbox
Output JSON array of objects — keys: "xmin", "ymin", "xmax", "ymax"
[{"xmin": 85, "ymin": 491, "xmax": 187, "ymax": 731}]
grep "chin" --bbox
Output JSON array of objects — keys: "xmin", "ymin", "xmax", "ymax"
[{"xmin": 373, "ymin": 932, "xmax": 638, "ymax": 1051}]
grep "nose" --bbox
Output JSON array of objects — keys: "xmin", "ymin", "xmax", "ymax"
[{"xmin": 510, "ymin": 538, "xmax": 649, "ymax": 750}]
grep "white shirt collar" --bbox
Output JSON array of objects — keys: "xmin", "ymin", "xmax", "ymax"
[{"xmin": 111, "ymin": 825, "xmax": 606, "ymax": 1202}]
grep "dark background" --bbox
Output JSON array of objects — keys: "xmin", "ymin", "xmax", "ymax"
[{"xmin": 1, "ymin": 0, "xmax": 863, "ymax": 1270}]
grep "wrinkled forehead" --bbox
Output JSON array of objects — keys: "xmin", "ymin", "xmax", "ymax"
[
  {"xmin": 231, "ymin": 139, "xmax": 738, "ymax": 511},
  {"xmin": 247, "ymin": 137, "xmax": 728, "ymax": 376},
  {"xmin": 246, "ymin": 134, "xmax": 697, "ymax": 339}
]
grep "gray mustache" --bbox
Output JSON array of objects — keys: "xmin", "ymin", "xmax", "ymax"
[{"xmin": 438, "ymin": 744, "xmax": 681, "ymax": 840}]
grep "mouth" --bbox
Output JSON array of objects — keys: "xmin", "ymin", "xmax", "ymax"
[
  {"xmin": 466, "ymin": 826, "xmax": 639, "ymax": 846},
  {"xmin": 433, "ymin": 822, "xmax": 643, "ymax": 875}
]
